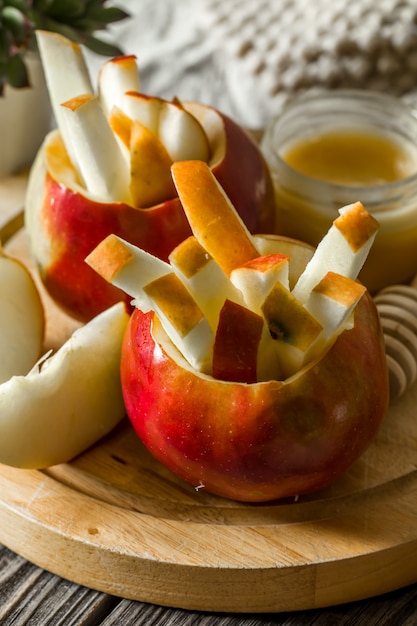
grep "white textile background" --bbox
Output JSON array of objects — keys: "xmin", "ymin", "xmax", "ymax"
[{"xmin": 87, "ymin": 0, "xmax": 417, "ymax": 129}]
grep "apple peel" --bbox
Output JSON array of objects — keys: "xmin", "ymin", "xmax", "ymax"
[{"xmin": 0, "ymin": 302, "xmax": 129, "ymax": 469}]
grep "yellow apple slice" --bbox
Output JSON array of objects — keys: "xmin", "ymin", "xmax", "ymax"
[
  {"xmin": 36, "ymin": 30, "xmax": 93, "ymax": 172},
  {"xmin": 0, "ymin": 248, "xmax": 44, "ymax": 384},
  {"xmin": 293, "ymin": 202, "xmax": 379, "ymax": 303},
  {"xmin": 129, "ymin": 119, "xmax": 176, "ymax": 208},
  {"xmin": 0, "ymin": 302, "xmax": 129, "ymax": 469},
  {"xmin": 230, "ymin": 253, "xmax": 290, "ymax": 315},
  {"xmin": 98, "ymin": 54, "xmax": 140, "ymax": 117},
  {"xmin": 85, "ymin": 233, "xmax": 172, "ymax": 312},
  {"xmin": 143, "ymin": 273, "xmax": 214, "ymax": 373},
  {"xmin": 61, "ymin": 94, "xmax": 131, "ymax": 203},
  {"xmin": 262, "ymin": 281, "xmax": 323, "ymax": 378},
  {"xmin": 171, "ymin": 160, "xmax": 260, "ymax": 275},
  {"xmin": 169, "ymin": 235, "xmax": 242, "ymax": 330},
  {"xmin": 158, "ymin": 100, "xmax": 211, "ymax": 163}
]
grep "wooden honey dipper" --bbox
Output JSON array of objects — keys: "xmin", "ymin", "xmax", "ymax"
[{"xmin": 374, "ymin": 282, "xmax": 417, "ymax": 402}]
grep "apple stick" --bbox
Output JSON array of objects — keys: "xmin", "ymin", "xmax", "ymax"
[
  {"xmin": 36, "ymin": 30, "xmax": 93, "ymax": 170},
  {"xmin": 0, "ymin": 302, "xmax": 129, "ymax": 469},
  {"xmin": 60, "ymin": 94, "xmax": 131, "ymax": 203},
  {"xmin": 158, "ymin": 100, "xmax": 211, "ymax": 163},
  {"xmin": 212, "ymin": 299, "xmax": 282, "ymax": 383},
  {"xmin": 262, "ymin": 281, "xmax": 323, "ymax": 378},
  {"xmin": 292, "ymin": 202, "xmax": 379, "ymax": 303},
  {"xmin": 169, "ymin": 236, "xmax": 242, "ymax": 330},
  {"xmin": 129, "ymin": 120, "xmax": 177, "ymax": 208},
  {"xmin": 144, "ymin": 273, "xmax": 214, "ymax": 373},
  {"xmin": 171, "ymin": 160, "xmax": 260, "ymax": 275},
  {"xmin": 230, "ymin": 253, "xmax": 290, "ymax": 315},
  {"xmin": 85, "ymin": 233, "xmax": 172, "ymax": 312},
  {"xmin": 98, "ymin": 55, "xmax": 140, "ymax": 118},
  {"xmin": 121, "ymin": 92, "xmax": 164, "ymax": 134}
]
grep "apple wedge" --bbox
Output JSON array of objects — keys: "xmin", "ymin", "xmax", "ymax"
[
  {"xmin": 36, "ymin": 30, "xmax": 93, "ymax": 171},
  {"xmin": 292, "ymin": 201, "xmax": 379, "ymax": 304},
  {"xmin": 0, "ymin": 248, "xmax": 44, "ymax": 384},
  {"xmin": 0, "ymin": 302, "xmax": 129, "ymax": 469},
  {"xmin": 98, "ymin": 55, "xmax": 140, "ymax": 118},
  {"xmin": 121, "ymin": 91, "xmax": 163, "ymax": 134},
  {"xmin": 158, "ymin": 100, "xmax": 211, "ymax": 163},
  {"xmin": 169, "ymin": 235, "xmax": 242, "ymax": 330},
  {"xmin": 230, "ymin": 253, "xmax": 290, "ymax": 315},
  {"xmin": 60, "ymin": 94, "xmax": 131, "ymax": 203},
  {"xmin": 171, "ymin": 160, "xmax": 260, "ymax": 275},
  {"xmin": 212, "ymin": 299, "xmax": 281, "ymax": 383}
]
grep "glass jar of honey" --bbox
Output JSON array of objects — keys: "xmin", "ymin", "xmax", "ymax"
[{"xmin": 261, "ymin": 90, "xmax": 417, "ymax": 293}]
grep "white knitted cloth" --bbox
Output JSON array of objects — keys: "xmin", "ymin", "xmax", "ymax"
[{"xmin": 201, "ymin": 0, "xmax": 417, "ymax": 127}]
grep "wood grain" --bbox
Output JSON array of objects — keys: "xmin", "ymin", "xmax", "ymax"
[{"xmin": 0, "ymin": 222, "xmax": 417, "ymax": 613}]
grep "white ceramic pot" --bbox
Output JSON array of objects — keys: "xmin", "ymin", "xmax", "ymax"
[{"xmin": 0, "ymin": 54, "xmax": 52, "ymax": 178}]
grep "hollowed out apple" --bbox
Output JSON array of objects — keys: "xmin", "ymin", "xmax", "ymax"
[
  {"xmin": 120, "ymin": 237, "xmax": 389, "ymax": 503},
  {"xmin": 25, "ymin": 102, "xmax": 274, "ymax": 322}
]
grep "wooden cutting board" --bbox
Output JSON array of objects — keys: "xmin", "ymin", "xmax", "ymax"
[{"xmin": 0, "ymin": 184, "xmax": 417, "ymax": 613}]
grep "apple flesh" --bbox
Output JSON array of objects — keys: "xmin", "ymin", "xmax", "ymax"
[{"xmin": 120, "ymin": 237, "xmax": 389, "ymax": 502}]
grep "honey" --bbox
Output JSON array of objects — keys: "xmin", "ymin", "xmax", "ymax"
[
  {"xmin": 283, "ymin": 130, "xmax": 416, "ymax": 187},
  {"xmin": 261, "ymin": 90, "xmax": 417, "ymax": 292}
]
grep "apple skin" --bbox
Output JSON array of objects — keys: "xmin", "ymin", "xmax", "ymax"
[
  {"xmin": 26, "ymin": 103, "xmax": 275, "ymax": 322},
  {"xmin": 120, "ymin": 245, "xmax": 389, "ymax": 503}
]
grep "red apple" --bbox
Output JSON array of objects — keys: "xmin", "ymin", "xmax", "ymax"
[
  {"xmin": 25, "ymin": 101, "xmax": 274, "ymax": 322},
  {"xmin": 119, "ymin": 235, "xmax": 389, "ymax": 503}
]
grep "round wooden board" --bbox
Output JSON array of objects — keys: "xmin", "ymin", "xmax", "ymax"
[{"xmin": 0, "ymin": 228, "xmax": 417, "ymax": 613}]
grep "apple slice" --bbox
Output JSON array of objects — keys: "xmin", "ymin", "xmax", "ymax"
[
  {"xmin": 0, "ymin": 248, "xmax": 44, "ymax": 384},
  {"xmin": 292, "ymin": 202, "xmax": 379, "ymax": 303},
  {"xmin": 303, "ymin": 271, "xmax": 367, "ymax": 362},
  {"xmin": 171, "ymin": 160, "xmax": 260, "ymax": 275},
  {"xmin": 98, "ymin": 55, "xmax": 140, "ymax": 118},
  {"xmin": 85, "ymin": 233, "xmax": 172, "ymax": 312},
  {"xmin": 158, "ymin": 100, "xmax": 211, "ymax": 163},
  {"xmin": 143, "ymin": 272, "xmax": 214, "ymax": 373},
  {"xmin": 262, "ymin": 281, "xmax": 323, "ymax": 378},
  {"xmin": 121, "ymin": 91, "xmax": 163, "ymax": 134},
  {"xmin": 230, "ymin": 253, "xmax": 290, "ymax": 314},
  {"xmin": 169, "ymin": 235, "xmax": 242, "ymax": 330},
  {"xmin": 60, "ymin": 94, "xmax": 131, "ymax": 203},
  {"xmin": 212, "ymin": 299, "xmax": 282, "ymax": 383},
  {"xmin": 0, "ymin": 302, "xmax": 129, "ymax": 469},
  {"xmin": 129, "ymin": 119, "xmax": 176, "ymax": 208},
  {"xmin": 36, "ymin": 30, "xmax": 93, "ymax": 172}
]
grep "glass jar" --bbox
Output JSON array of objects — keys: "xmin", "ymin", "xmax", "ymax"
[{"xmin": 261, "ymin": 90, "xmax": 417, "ymax": 293}]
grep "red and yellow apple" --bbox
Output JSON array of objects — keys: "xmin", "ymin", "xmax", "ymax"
[
  {"xmin": 24, "ymin": 31, "xmax": 275, "ymax": 322},
  {"xmin": 86, "ymin": 161, "xmax": 389, "ymax": 503}
]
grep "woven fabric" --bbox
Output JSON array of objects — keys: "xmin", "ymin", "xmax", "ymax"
[{"xmin": 201, "ymin": 0, "xmax": 417, "ymax": 126}]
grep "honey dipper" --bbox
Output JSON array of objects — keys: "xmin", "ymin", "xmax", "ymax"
[{"xmin": 374, "ymin": 283, "xmax": 417, "ymax": 402}]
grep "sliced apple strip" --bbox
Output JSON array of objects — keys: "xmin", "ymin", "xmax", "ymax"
[
  {"xmin": 36, "ymin": 30, "xmax": 93, "ymax": 171},
  {"xmin": 121, "ymin": 91, "xmax": 163, "ymax": 134},
  {"xmin": 129, "ymin": 119, "xmax": 176, "ymax": 208},
  {"xmin": 169, "ymin": 235, "xmax": 242, "ymax": 330},
  {"xmin": 98, "ymin": 55, "xmax": 140, "ymax": 118},
  {"xmin": 230, "ymin": 253, "xmax": 289, "ymax": 315},
  {"xmin": 212, "ymin": 299, "xmax": 281, "ymax": 383},
  {"xmin": 292, "ymin": 202, "xmax": 379, "ymax": 303},
  {"xmin": 0, "ymin": 248, "xmax": 44, "ymax": 384},
  {"xmin": 85, "ymin": 233, "xmax": 172, "ymax": 312},
  {"xmin": 158, "ymin": 100, "xmax": 211, "ymax": 163},
  {"xmin": 171, "ymin": 160, "xmax": 260, "ymax": 275},
  {"xmin": 60, "ymin": 94, "xmax": 131, "ymax": 203},
  {"xmin": 262, "ymin": 281, "xmax": 323, "ymax": 379},
  {"xmin": 0, "ymin": 302, "xmax": 129, "ymax": 469},
  {"xmin": 143, "ymin": 273, "xmax": 214, "ymax": 373}
]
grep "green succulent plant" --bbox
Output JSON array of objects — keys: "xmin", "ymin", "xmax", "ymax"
[{"xmin": 0, "ymin": 0, "xmax": 130, "ymax": 94}]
